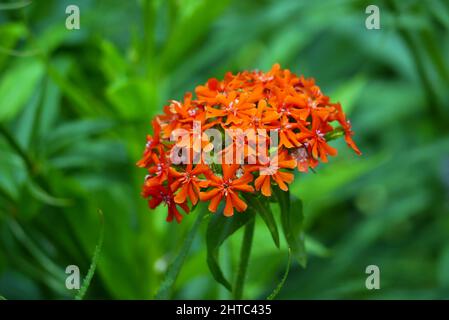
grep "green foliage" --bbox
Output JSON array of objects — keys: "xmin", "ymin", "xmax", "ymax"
[
  {"xmin": 75, "ymin": 210, "xmax": 104, "ymax": 300},
  {"xmin": 155, "ymin": 206, "xmax": 206, "ymax": 299},
  {"xmin": 273, "ymin": 188, "xmax": 307, "ymax": 267},
  {"xmin": 0, "ymin": 0, "xmax": 448, "ymax": 299},
  {"xmin": 233, "ymin": 218, "xmax": 255, "ymax": 299},
  {"xmin": 206, "ymin": 208, "xmax": 255, "ymax": 291},
  {"xmin": 267, "ymin": 249, "xmax": 291, "ymax": 300},
  {"xmin": 244, "ymin": 194, "xmax": 280, "ymax": 248}
]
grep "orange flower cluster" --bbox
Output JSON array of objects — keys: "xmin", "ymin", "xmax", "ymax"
[{"xmin": 137, "ymin": 64, "xmax": 361, "ymax": 223}]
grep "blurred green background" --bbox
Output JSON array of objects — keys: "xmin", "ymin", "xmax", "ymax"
[{"xmin": 1, "ymin": 0, "xmax": 449, "ymax": 299}]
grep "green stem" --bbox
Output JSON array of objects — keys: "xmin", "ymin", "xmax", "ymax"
[{"xmin": 233, "ymin": 217, "xmax": 255, "ymax": 300}]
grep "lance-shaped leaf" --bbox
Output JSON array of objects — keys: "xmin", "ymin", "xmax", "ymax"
[
  {"xmin": 206, "ymin": 209, "xmax": 255, "ymax": 291},
  {"xmin": 273, "ymin": 187, "xmax": 307, "ymax": 267},
  {"xmin": 243, "ymin": 194, "xmax": 280, "ymax": 248}
]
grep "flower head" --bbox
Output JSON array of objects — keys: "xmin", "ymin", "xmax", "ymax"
[{"xmin": 137, "ymin": 64, "xmax": 361, "ymax": 223}]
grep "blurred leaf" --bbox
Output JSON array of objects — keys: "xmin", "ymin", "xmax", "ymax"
[
  {"xmin": 45, "ymin": 63, "xmax": 103, "ymax": 116},
  {"xmin": 160, "ymin": 0, "xmax": 231, "ymax": 72},
  {"xmin": 106, "ymin": 79, "xmax": 157, "ymax": 119},
  {"xmin": 99, "ymin": 40, "xmax": 128, "ymax": 82},
  {"xmin": 0, "ymin": 149, "xmax": 26, "ymax": 201},
  {"xmin": 331, "ymin": 74, "xmax": 366, "ymax": 115},
  {"xmin": 291, "ymin": 154, "xmax": 386, "ymax": 203},
  {"xmin": 0, "ymin": 60, "xmax": 44, "ymax": 122},
  {"xmin": 49, "ymin": 140, "xmax": 127, "ymax": 170},
  {"xmin": 6, "ymin": 219, "xmax": 67, "ymax": 295},
  {"xmin": 437, "ymin": 245, "xmax": 449, "ymax": 287},
  {"xmin": 0, "ymin": 1, "xmax": 31, "ymax": 10},
  {"xmin": 45, "ymin": 119, "xmax": 115, "ymax": 155},
  {"xmin": 0, "ymin": 23, "xmax": 28, "ymax": 69},
  {"xmin": 26, "ymin": 180, "xmax": 72, "ymax": 207},
  {"xmin": 305, "ymin": 236, "xmax": 331, "ymax": 258},
  {"xmin": 429, "ymin": 0, "xmax": 449, "ymax": 28}
]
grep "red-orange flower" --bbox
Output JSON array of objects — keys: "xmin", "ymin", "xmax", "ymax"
[
  {"xmin": 297, "ymin": 114, "xmax": 337, "ymax": 162},
  {"xmin": 136, "ymin": 120, "xmax": 161, "ymax": 168},
  {"xmin": 170, "ymin": 164, "xmax": 210, "ymax": 205},
  {"xmin": 142, "ymin": 185, "xmax": 189, "ymax": 223},
  {"xmin": 137, "ymin": 64, "xmax": 361, "ymax": 223},
  {"xmin": 250, "ymin": 150, "xmax": 297, "ymax": 197},
  {"xmin": 199, "ymin": 165, "xmax": 254, "ymax": 216}
]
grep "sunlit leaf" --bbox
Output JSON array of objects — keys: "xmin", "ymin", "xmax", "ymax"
[{"xmin": 0, "ymin": 60, "xmax": 44, "ymax": 122}]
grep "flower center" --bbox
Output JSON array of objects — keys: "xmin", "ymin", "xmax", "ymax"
[
  {"xmin": 293, "ymin": 147, "xmax": 308, "ymax": 162},
  {"xmin": 226, "ymin": 99, "xmax": 239, "ymax": 113},
  {"xmin": 160, "ymin": 192, "xmax": 171, "ymax": 205}
]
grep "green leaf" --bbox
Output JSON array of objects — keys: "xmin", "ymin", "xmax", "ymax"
[
  {"xmin": 273, "ymin": 187, "xmax": 307, "ymax": 267},
  {"xmin": 0, "ymin": 23, "xmax": 28, "ymax": 69},
  {"xmin": 0, "ymin": 60, "xmax": 44, "ymax": 122},
  {"xmin": 7, "ymin": 219, "xmax": 67, "ymax": 289},
  {"xmin": 206, "ymin": 209, "xmax": 255, "ymax": 291},
  {"xmin": 26, "ymin": 180, "xmax": 72, "ymax": 207},
  {"xmin": 243, "ymin": 194, "xmax": 280, "ymax": 248},
  {"xmin": 0, "ymin": 1, "xmax": 31, "ymax": 10},
  {"xmin": 106, "ymin": 79, "xmax": 157, "ymax": 120},
  {"xmin": 331, "ymin": 74, "xmax": 366, "ymax": 115},
  {"xmin": 160, "ymin": 0, "xmax": 231, "ymax": 72},
  {"xmin": 305, "ymin": 235, "xmax": 331, "ymax": 258},
  {"xmin": 155, "ymin": 207, "xmax": 206, "ymax": 299},
  {"xmin": 99, "ymin": 40, "xmax": 128, "ymax": 82},
  {"xmin": 75, "ymin": 210, "xmax": 105, "ymax": 300},
  {"xmin": 267, "ymin": 249, "xmax": 291, "ymax": 300},
  {"xmin": 45, "ymin": 119, "xmax": 115, "ymax": 154}
]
